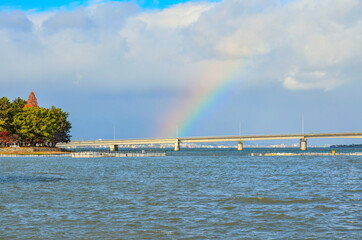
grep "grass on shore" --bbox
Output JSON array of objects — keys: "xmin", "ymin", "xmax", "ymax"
[
  {"xmin": 0, "ymin": 147, "xmax": 71, "ymax": 155},
  {"xmin": 0, "ymin": 152, "xmax": 70, "ymax": 155}
]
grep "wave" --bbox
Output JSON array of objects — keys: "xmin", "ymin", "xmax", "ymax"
[
  {"xmin": 344, "ymin": 189, "xmax": 362, "ymax": 193},
  {"xmin": 221, "ymin": 196, "xmax": 330, "ymax": 204},
  {"xmin": 0, "ymin": 175, "xmax": 65, "ymax": 183}
]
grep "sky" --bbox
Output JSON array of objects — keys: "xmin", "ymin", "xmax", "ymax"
[
  {"xmin": 0, "ymin": 0, "xmax": 221, "ymax": 10},
  {"xmin": 0, "ymin": 0, "xmax": 361, "ymax": 146}
]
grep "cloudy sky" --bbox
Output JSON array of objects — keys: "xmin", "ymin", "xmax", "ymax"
[{"xmin": 1, "ymin": 0, "xmax": 361, "ymax": 145}]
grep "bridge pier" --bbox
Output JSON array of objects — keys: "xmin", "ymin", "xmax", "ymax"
[
  {"xmin": 237, "ymin": 141, "xmax": 243, "ymax": 151},
  {"xmin": 110, "ymin": 145, "xmax": 119, "ymax": 151},
  {"xmin": 300, "ymin": 138, "xmax": 307, "ymax": 151},
  {"xmin": 174, "ymin": 139, "xmax": 180, "ymax": 151}
]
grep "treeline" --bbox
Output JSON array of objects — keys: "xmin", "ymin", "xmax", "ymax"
[{"xmin": 0, "ymin": 96, "xmax": 71, "ymax": 147}]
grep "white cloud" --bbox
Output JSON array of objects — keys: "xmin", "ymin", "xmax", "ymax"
[
  {"xmin": 0, "ymin": 11, "xmax": 32, "ymax": 31},
  {"xmin": 134, "ymin": 2, "xmax": 213, "ymax": 29},
  {"xmin": 0, "ymin": 0, "xmax": 361, "ymax": 92},
  {"xmin": 283, "ymin": 70, "xmax": 341, "ymax": 91}
]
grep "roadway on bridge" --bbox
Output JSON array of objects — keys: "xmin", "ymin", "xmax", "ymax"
[{"xmin": 57, "ymin": 132, "xmax": 362, "ymax": 150}]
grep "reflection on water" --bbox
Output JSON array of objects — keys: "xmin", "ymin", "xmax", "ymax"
[{"xmin": 0, "ymin": 150, "xmax": 361, "ymax": 239}]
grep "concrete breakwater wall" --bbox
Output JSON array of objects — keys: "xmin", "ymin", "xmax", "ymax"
[
  {"xmin": 262, "ymin": 152, "xmax": 362, "ymax": 156},
  {"xmin": 71, "ymin": 152, "xmax": 166, "ymax": 158}
]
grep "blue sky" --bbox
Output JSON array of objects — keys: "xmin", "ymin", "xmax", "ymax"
[
  {"xmin": 0, "ymin": 0, "xmax": 221, "ymax": 10},
  {"xmin": 0, "ymin": 0, "xmax": 295, "ymax": 11},
  {"xmin": 0, "ymin": 0, "xmax": 361, "ymax": 146}
]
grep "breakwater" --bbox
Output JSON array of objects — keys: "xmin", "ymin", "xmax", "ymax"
[
  {"xmin": 71, "ymin": 151, "xmax": 166, "ymax": 158},
  {"xmin": 262, "ymin": 152, "xmax": 362, "ymax": 156}
]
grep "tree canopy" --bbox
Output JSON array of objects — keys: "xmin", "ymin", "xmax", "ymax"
[{"xmin": 0, "ymin": 93, "xmax": 71, "ymax": 147}]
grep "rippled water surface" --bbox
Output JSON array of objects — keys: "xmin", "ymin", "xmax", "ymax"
[{"xmin": 0, "ymin": 150, "xmax": 361, "ymax": 239}]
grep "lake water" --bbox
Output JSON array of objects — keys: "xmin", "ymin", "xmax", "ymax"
[{"xmin": 0, "ymin": 149, "xmax": 361, "ymax": 239}]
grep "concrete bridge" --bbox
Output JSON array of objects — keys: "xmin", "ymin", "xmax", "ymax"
[{"xmin": 57, "ymin": 132, "xmax": 362, "ymax": 151}]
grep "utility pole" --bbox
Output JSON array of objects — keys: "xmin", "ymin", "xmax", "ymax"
[{"xmin": 239, "ymin": 121, "xmax": 241, "ymax": 136}]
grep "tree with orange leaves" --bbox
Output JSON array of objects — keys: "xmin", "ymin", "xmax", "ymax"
[{"xmin": 24, "ymin": 91, "xmax": 38, "ymax": 108}]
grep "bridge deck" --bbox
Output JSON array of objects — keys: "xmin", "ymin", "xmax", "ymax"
[{"xmin": 57, "ymin": 132, "xmax": 362, "ymax": 147}]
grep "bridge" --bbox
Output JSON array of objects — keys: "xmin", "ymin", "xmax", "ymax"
[{"xmin": 57, "ymin": 132, "xmax": 362, "ymax": 151}]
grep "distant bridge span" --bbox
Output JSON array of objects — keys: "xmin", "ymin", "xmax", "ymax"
[{"xmin": 57, "ymin": 132, "xmax": 362, "ymax": 151}]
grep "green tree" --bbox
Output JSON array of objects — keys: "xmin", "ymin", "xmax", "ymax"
[
  {"xmin": 46, "ymin": 107, "xmax": 72, "ymax": 147},
  {"xmin": 9, "ymin": 98, "xmax": 26, "ymax": 142},
  {"xmin": 12, "ymin": 106, "xmax": 72, "ymax": 147},
  {"xmin": 13, "ymin": 107, "xmax": 46, "ymax": 146},
  {"xmin": 0, "ymin": 97, "xmax": 26, "ymax": 146},
  {"xmin": 11, "ymin": 97, "xmax": 26, "ymax": 114},
  {"xmin": 0, "ymin": 97, "xmax": 11, "ymax": 132}
]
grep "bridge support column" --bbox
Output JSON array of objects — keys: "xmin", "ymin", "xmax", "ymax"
[
  {"xmin": 237, "ymin": 141, "xmax": 243, "ymax": 151},
  {"xmin": 110, "ymin": 145, "xmax": 119, "ymax": 151},
  {"xmin": 300, "ymin": 138, "xmax": 307, "ymax": 151},
  {"xmin": 174, "ymin": 139, "xmax": 180, "ymax": 151}
]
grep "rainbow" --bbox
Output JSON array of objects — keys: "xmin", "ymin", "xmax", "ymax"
[{"xmin": 159, "ymin": 59, "xmax": 246, "ymax": 137}]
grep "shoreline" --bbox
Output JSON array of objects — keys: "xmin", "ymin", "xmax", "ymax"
[
  {"xmin": 0, "ymin": 147, "xmax": 71, "ymax": 156},
  {"xmin": 0, "ymin": 153, "xmax": 72, "ymax": 157},
  {"xmin": 0, "ymin": 152, "xmax": 71, "ymax": 155}
]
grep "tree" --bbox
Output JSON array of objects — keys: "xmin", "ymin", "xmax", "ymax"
[
  {"xmin": 13, "ymin": 107, "xmax": 45, "ymax": 146},
  {"xmin": 0, "ymin": 97, "xmax": 11, "ymax": 132},
  {"xmin": 11, "ymin": 97, "xmax": 26, "ymax": 112},
  {"xmin": 0, "ymin": 92, "xmax": 71, "ymax": 147},
  {"xmin": 45, "ymin": 107, "xmax": 72, "ymax": 147},
  {"xmin": 12, "ymin": 106, "xmax": 72, "ymax": 147},
  {"xmin": 8, "ymin": 97, "xmax": 26, "ymax": 142},
  {"xmin": 0, "ymin": 131, "xmax": 13, "ymax": 146},
  {"xmin": 0, "ymin": 97, "xmax": 26, "ymax": 145},
  {"xmin": 24, "ymin": 91, "xmax": 38, "ymax": 108}
]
